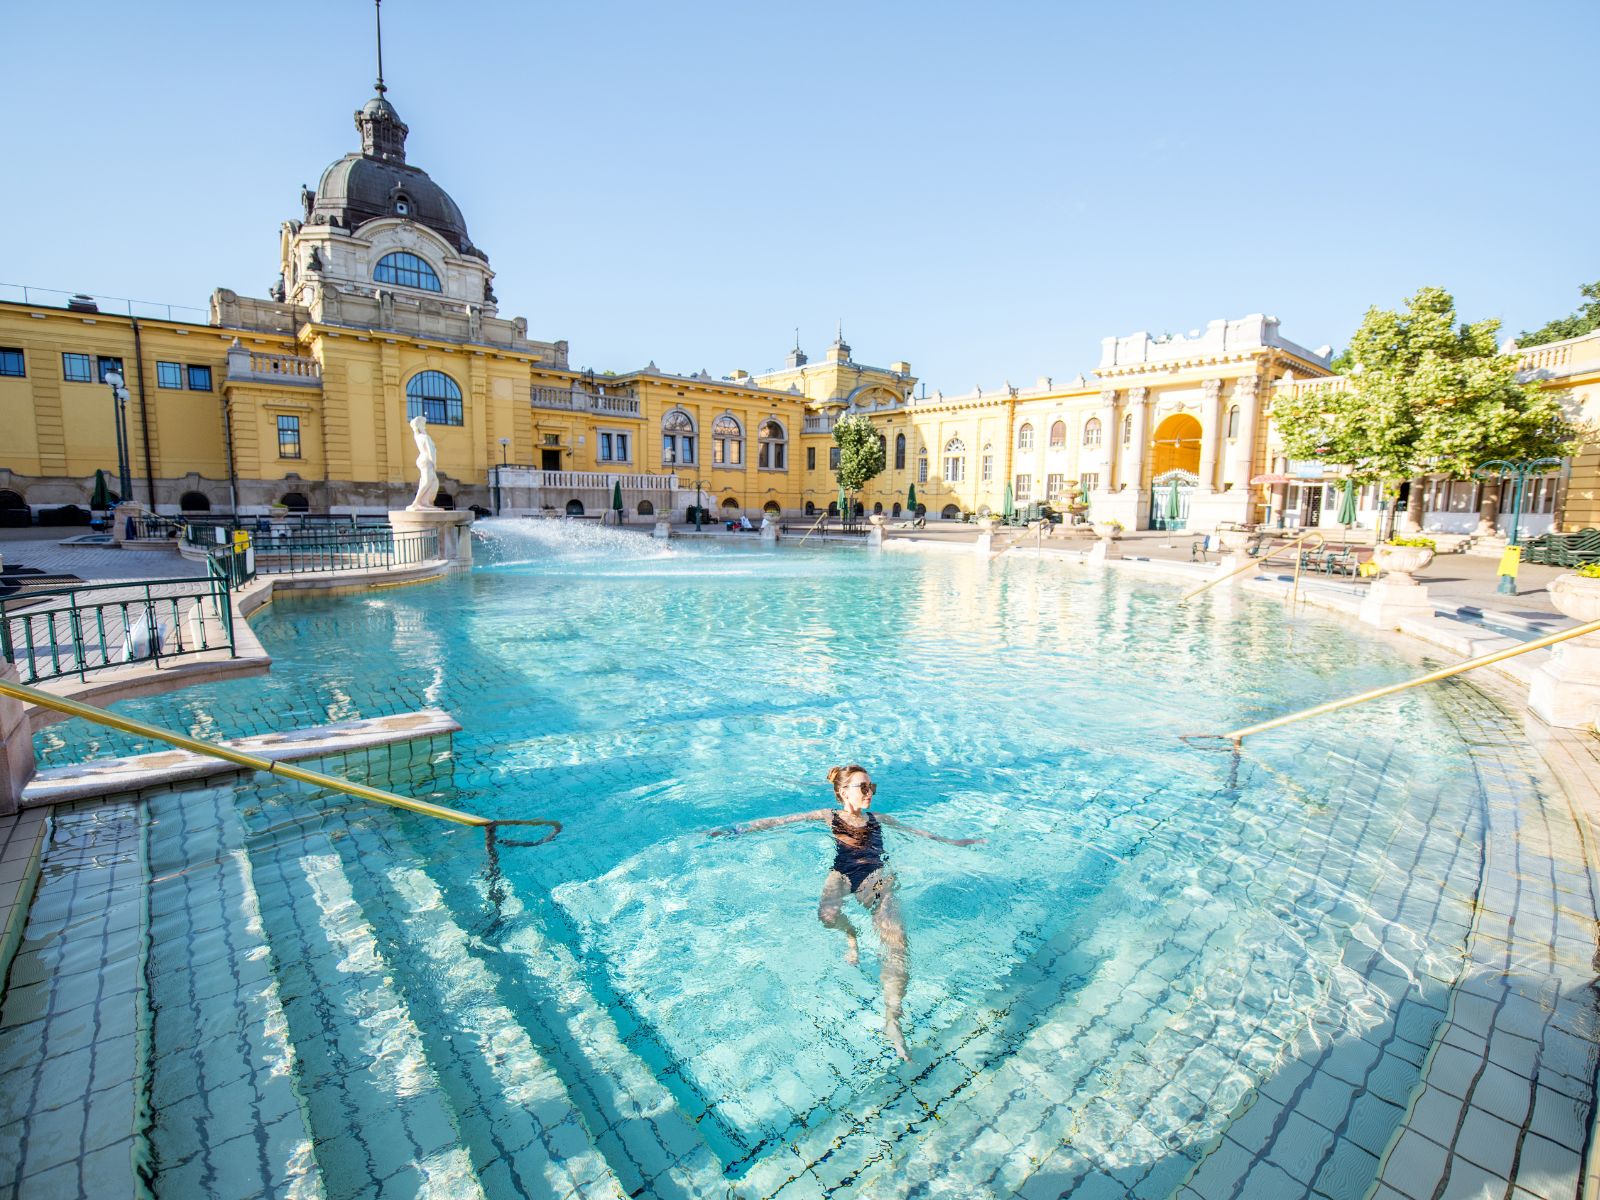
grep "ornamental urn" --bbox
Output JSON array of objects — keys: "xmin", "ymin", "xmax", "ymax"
[{"xmin": 1372, "ymin": 543, "xmax": 1435, "ymax": 581}]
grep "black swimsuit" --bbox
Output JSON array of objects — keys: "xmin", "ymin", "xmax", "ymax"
[{"xmin": 831, "ymin": 812, "xmax": 886, "ymax": 890}]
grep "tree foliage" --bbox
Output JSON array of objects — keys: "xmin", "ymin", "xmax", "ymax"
[
  {"xmin": 1271, "ymin": 286, "xmax": 1577, "ymax": 485},
  {"xmin": 1518, "ymin": 280, "xmax": 1600, "ymax": 347},
  {"xmin": 832, "ymin": 413, "xmax": 885, "ymax": 495}
]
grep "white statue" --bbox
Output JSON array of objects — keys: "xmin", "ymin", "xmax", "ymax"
[{"xmin": 407, "ymin": 414, "xmax": 440, "ymax": 511}]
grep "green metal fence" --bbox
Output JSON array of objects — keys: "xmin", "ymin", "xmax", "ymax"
[
  {"xmin": 1521, "ymin": 527, "xmax": 1600, "ymax": 567},
  {"xmin": 208, "ymin": 528, "xmax": 441, "ymax": 589},
  {"xmin": 0, "ymin": 565, "xmax": 236, "ymax": 683}
]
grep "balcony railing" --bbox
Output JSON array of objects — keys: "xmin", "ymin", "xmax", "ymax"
[
  {"xmin": 802, "ymin": 415, "xmax": 838, "ymax": 434},
  {"xmin": 530, "ymin": 385, "xmax": 642, "ymax": 418},
  {"xmin": 225, "ymin": 346, "xmax": 322, "ymax": 388},
  {"xmin": 492, "ymin": 468, "xmax": 678, "ymax": 492}
]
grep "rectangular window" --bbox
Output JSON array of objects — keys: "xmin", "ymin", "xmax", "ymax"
[
  {"xmin": 277, "ymin": 414, "xmax": 302, "ymax": 459},
  {"xmin": 829, "ymin": 447, "xmax": 841, "ymax": 471},
  {"xmin": 944, "ymin": 455, "xmax": 965, "ymax": 483},
  {"xmin": 917, "ymin": 456, "xmax": 928, "ymax": 484},
  {"xmin": 1047, "ymin": 473, "xmax": 1065, "ymax": 500},
  {"xmin": 981, "ymin": 454, "xmax": 993, "ymax": 483},
  {"xmin": 62, "ymin": 352, "xmax": 92, "ymax": 382},
  {"xmin": 0, "ymin": 348, "xmax": 24, "ymax": 377},
  {"xmin": 599, "ymin": 432, "xmax": 614, "ymax": 461},
  {"xmin": 543, "ymin": 433, "xmax": 561, "ymax": 446},
  {"xmin": 186, "ymin": 364, "xmax": 213, "ymax": 392},
  {"xmin": 807, "ymin": 446, "xmax": 816, "ymax": 471},
  {"xmin": 615, "ymin": 432, "xmax": 630, "ymax": 462},
  {"xmin": 156, "ymin": 361, "xmax": 183, "ymax": 389},
  {"xmin": 97, "ymin": 356, "xmax": 123, "ymax": 382},
  {"xmin": 1081, "ymin": 471, "xmax": 1099, "ymax": 493},
  {"xmin": 1014, "ymin": 474, "xmax": 1033, "ymax": 501}
]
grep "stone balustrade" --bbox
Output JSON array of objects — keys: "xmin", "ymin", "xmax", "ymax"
[
  {"xmin": 493, "ymin": 468, "xmax": 677, "ymax": 491},
  {"xmin": 530, "ymin": 385, "xmax": 641, "ymax": 417},
  {"xmin": 225, "ymin": 345, "xmax": 321, "ymax": 388}
]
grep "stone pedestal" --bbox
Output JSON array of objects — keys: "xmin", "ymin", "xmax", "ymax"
[
  {"xmin": 110, "ymin": 501, "xmax": 149, "ymax": 544},
  {"xmin": 653, "ymin": 519, "xmax": 673, "ymax": 541},
  {"xmin": 866, "ymin": 514, "xmax": 885, "ymax": 549},
  {"xmin": 389, "ymin": 509, "xmax": 474, "ymax": 569},
  {"xmin": 1214, "ymin": 553, "xmax": 1242, "ymax": 585},
  {"xmin": 1359, "ymin": 576, "xmax": 1433, "ymax": 628},
  {"xmin": 761, "ymin": 521, "xmax": 781, "ymax": 544},
  {"xmin": 0, "ymin": 665, "xmax": 35, "ymax": 815},
  {"xmin": 1086, "ymin": 539, "xmax": 1109, "ymax": 565},
  {"xmin": 1528, "ymin": 639, "xmax": 1600, "ymax": 729}
]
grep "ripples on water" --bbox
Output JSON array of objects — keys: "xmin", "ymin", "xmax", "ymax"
[{"xmin": 38, "ymin": 522, "xmax": 1490, "ymax": 1182}]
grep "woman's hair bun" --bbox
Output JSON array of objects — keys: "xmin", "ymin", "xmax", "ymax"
[{"xmin": 826, "ymin": 765, "xmax": 846, "ymax": 786}]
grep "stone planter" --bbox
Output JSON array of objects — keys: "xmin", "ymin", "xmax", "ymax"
[
  {"xmin": 1548, "ymin": 573, "xmax": 1600, "ymax": 625},
  {"xmin": 1372, "ymin": 543, "xmax": 1435, "ymax": 581},
  {"xmin": 975, "ymin": 517, "xmax": 996, "ymax": 533},
  {"xmin": 652, "ymin": 518, "xmax": 673, "ymax": 540},
  {"xmin": 1092, "ymin": 522, "xmax": 1123, "ymax": 541}
]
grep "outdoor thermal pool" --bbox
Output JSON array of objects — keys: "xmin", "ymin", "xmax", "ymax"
[{"xmin": 4, "ymin": 517, "xmax": 1596, "ymax": 1200}]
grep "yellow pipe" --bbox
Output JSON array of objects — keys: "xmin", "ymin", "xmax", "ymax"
[
  {"xmin": 1219, "ymin": 617, "xmax": 1600, "ymax": 742},
  {"xmin": 0, "ymin": 677, "xmax": 489, "ymax": 827},
  {"xmin": 1180, "ymin": 529, "xmax": 1327, "ymax": 603},
  {"xmin": 1288, "ymin": 532, "xmax": 1326, "ymax": 608},
  {"xmin": 796, "ymin": 511, "xmax": 829, "ymax": 546}
]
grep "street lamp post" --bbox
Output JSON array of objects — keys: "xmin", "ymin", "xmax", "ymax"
[
  {"xmin": 495, "ymin": 437, "xmax": 509, "ymax": 514},
  {"xmin": 102, "ymin": 370, "xmax": 133, "ymax": 502},
  {"xmin": 1474, "ymin": 457, "xmax": 1563, "ymax": 595}
]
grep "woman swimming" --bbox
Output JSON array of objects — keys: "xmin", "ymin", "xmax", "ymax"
[{"xmin": 710, "ymin": 764, "xmax": 982, "ymax": 1060}]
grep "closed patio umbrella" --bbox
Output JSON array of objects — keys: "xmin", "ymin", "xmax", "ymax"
[
  {"xmin": 1337, "ymin": 478, "xmax": 1358, "ymax": 526},
  {"xmin": 1165, "ymin": 479, "xmax": 1182, "ymax": 523},
  {"xmin": 91, "ymin": 469, "xmax": 111, "ymax": 511},
  {"xmin": 612, "ymin": 479, "xmax": 624, "ymax": 522},
  {"xmin": 906, "ymin": 483, "xmax": 917, "ymax": 515},
  {"xmin": 1001, "ymin": 481, "xmax": 1014, "ymax": 522}
]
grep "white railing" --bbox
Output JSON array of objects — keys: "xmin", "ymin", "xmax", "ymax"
[
  {"xmin": 802, "ymin": 415, "xmax": 837, "ymax": 434},
  {"xmin": 225, "ymin": 346, "xmax": 322, "ymax": 388},
  {"xmin": 1519, "ymin": 344, "xmax": 1572, "ymax": 372},
  {"xmin": 530, "ymin": 385, "xmax": 642, "ymax": 417},
  {"xmin": 493, "ymin": 468, "xmax": 678, "ymax": 492}
]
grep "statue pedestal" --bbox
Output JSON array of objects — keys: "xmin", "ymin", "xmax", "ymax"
[
  {"xmin": 0, "ymin": 664, "xmax": 35, "ymax": 815},
  {"xmin": 111, "ymin": 502, "xmax": 150, "ymax": 544},
  {"xmin": 1359, "ymin": 575, "xmax": 1433, "ymax": 629},
  {"xmin": 866, "ymin": 514, "xmax": 885, "ymax": 549},
  {"xmin": 1214, "ymin": 553, "xmax": 1242, "ymax": 585},
  {"xmin": 1528, "ymin": 638, "xmax": 1600, "ymax": 729},
  {"xmin": 653, "ymin": 519, "xmax": 673, "ymax": 540},
  {"xmin": 389, "ymin": 509, "xmax": 474, "ymax": 569},
  {"xmin": 760, "ymin": 521, "xmax": 780, "ymax": 544}
]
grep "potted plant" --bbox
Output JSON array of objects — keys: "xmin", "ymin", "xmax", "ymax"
[
  {"xmin": 1373, "ymin": 535, "xmax": 1435, "ymax": 581},
  {"xmin": 1548, "ymin": 562, "xmax": 1600, "ymax": 624},
  {"xmin": 1092, "ymin": 518, "xmax": 1125, "ymax": 541}
]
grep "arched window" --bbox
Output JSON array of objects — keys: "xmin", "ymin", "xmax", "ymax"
[
  {"xmin": 873, "ymin": 501, "xmax": 884, "ymax": 514},
  {"xmin": 941, "ymin": 504, "xmax": 961, "ymax": 520},
  {"xmin": 1123, "ymin": 414, "xmax": 1134, "ymax": 446},
  {"xmin": 943, "ymin": 436, "xmax": 966, "ymax": 483},
  {"xmin": 721, "ymin": 496, "xmax": 740, "ymax": 510},
  {"xmin": 435, "ymin": 492, "xmax": 455, "ymax": 510},
  {"xmin": 877, "ymin": 433, "xmax": 887, "ymax": 462},
  {"xmin": 406, "ymin": 371, "xmax": 464, "ymax": 425},
  {"xmin": 1227, "ymin": 405, "xmax": 1241, "ymax": 439},
  {"xmin": 566, "ymin": 499, "xmax": 584, "ymax": 515},
  {"xmin": 1017, "ymin": 423, "xmax": 1034, "ymax": 450},
  {"xmin": 758, "ymin": 419, "xmax": 787, "ymax": 469},
  {"xmin": 374, "ymin": 251, "xmax": 442, "ymax": 292},
  {"xmin": 892, "ymin": 501, "xmax": 902, "ymax": 517},
  {"xmin": 764, "ymin": 500, "xmax": 782, "ymax": 514},
  {"xmin": 1049, "ymin": 420, "xmax": 1067, "ymax": 448},
  {"xmin": 0, "ymin": 489, "xmax": 27, "ymax": 527},
  {"xmin": 1084, "ymin": 417, "xmax": 1102, "ymax": 448},
  {"xmin": 894, "ymin": 432, "xmax": 906, "ymax": 470},
  {"xmin": 179, "ymin": 491, "xmax": 210, "ymax": 512},
  {"xmin": 280, "ymin": 492, "xmax": 309, "ymax": 512},
  {"xmin": 662, "ymin": 408, "xmax": 696, "ymax": 467},
  {"xmin": 712, "ymin": 414, "xmax": 743, "ymax": 466},
  {"xmin": 805, "ymin": 500, "xmax": 816, "ymax": 516},
  {"xmin": 637, "ymin": 499, "xmax": 655, "ymax": 516},
  {"xmin": 917, "ymin": 448, "xmax": 928, "ymax": 483},
  {"xmin": 981, "ymin": 443, "xmax": 994, "ymax": 483}
]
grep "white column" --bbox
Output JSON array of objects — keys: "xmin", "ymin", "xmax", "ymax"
[
  {"xmin": 1124, "ymin": 387, "xmax": 1149, "ymax": 492},
  {"xmin": 1230, "ymin": 376, "xmax": 1260, "ymax": 498},
  {"xmin": 1197, "ymin": 378, "xmax": 1224, "ymax": 491},
  {"xmin": 1097, "ymin": 388, "xmax": 1118, "ymax": 493}
]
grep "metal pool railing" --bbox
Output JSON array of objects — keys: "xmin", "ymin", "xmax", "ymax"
[
  {"xmin": 207, "ymin": 528, "xmax": 443, "ymax": 589},
  {"xmin": 0, "ymin": 569, "xmax": 236, "ymax": 683}
]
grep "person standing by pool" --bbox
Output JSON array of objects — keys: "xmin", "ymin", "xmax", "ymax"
[{"xmin": 710, "ymin": 764, "xmax": 982, "ymax": 1061}]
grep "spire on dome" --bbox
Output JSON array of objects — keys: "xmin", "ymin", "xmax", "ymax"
[{"xmin": 355, "ymin": 1, "xmax": 407, "ymax": 162}]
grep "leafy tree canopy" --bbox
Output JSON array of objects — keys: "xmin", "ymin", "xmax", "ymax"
[
  {"xmin": 833, "ymin": 413, "xmax": 885, "ymax": 494},
  {"xmin": 1517, "ymin": 280, "xmax": 1600, "ymax": 347},
  {"xmin": 1271, "ymin": 286, "xmax": 1577, "ymax": 484}
]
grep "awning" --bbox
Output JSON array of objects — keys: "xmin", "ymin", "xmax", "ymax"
[{"xmin": 1250, "ymin": 473, "xmax": 1292, "ymax": 485}]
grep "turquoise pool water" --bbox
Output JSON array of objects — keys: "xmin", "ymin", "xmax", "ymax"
[{"xmin": 20, "ymin": 520, "xmax": 1521, "ymax": 1197}]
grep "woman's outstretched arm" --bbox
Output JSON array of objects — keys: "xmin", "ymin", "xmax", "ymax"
[
  {"xmin": 877, "ymin": 814, "xmax": 985, "ymax": 846},
  {"xmin": 708, "ymin": 809, "xmax": 832, "ymax": 838}
]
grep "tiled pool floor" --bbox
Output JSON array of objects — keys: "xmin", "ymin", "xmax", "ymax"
[{"xmin": 0, "ymin": 677, "xmax": 1596, "ymax": 1199}]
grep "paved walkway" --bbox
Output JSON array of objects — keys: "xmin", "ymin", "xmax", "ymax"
[{"xmin": 0, "ymin": 528, "xmax": 201, "ymax": 584}]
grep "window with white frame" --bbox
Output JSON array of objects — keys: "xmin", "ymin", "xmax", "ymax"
[
  {"xmin": 661, "ymin": 408, "xmax": 696, "ymax": 466},
  {"xmin": 712, "ymin": 413, "xmax": 743, "ymax": 466},
  {"xmin": 1047, "ymin": 473, "xmax": 1066, "ymax": 500},
  {"xmin": 1122, "ymin": 413, "xmax": 1133, "ymax": 446},
  {"xmin": 1017, "ymin": 423, "xmax": 1034, "ymax": 450},
  {"xmin": 1049, "ymin": 420, "xmax": 1066, "ymax": 449},
  {"xmin": 1080, "ymin": 470, "xmax": 1100, "ymax": 492},
  {"xmin": 943, "ymin": 437, "xmax": 965, "ymax": 482},
  {"xmin": 1226, "ymin": 405, "xmax": 1241, "ymax": 439},
  {"xmin": 829, "ymin": 446, "xmax": 840, "ymax": 470},
  {"xmin": 917, "ymin": 449, "xmax": 928, "ymax": 483},
  {"xmin": 598, "ymin": 429, "xmax": 632, "ymax": 463},
  {"xmin": 1014, "ymin": 474, "xmax": 1033, "ymax": 501},
  {"xmin": 757, "ymin": 419, "xmax": 787, "ymax": 469},
  {"xmin": 981, "ymin": 444, "xmax": 993, "ymax": 482},
  {"xmin": 1083, "ymin": 417, "xmax": 1102, "ymax": 448}
]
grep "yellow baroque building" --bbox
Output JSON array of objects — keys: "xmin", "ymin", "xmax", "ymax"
[{"xmin": 1, "ymin": 77, "xmax": 1595, "ymax": 536}]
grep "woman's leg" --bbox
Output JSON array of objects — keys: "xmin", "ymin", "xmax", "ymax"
[
  {"xmin": 861, "ymin": 872, "xmax": 910, "ymax": 1060},
  {"xmin": 817, "ymin": 870, "xmax": 860, "ymax": 965}
]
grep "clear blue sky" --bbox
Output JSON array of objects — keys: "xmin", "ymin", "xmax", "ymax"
[{"xmin": 2, "ymin": 1, "xmax": 1594, "ymax": 390}]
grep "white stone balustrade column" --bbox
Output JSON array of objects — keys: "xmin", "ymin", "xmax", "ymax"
[
  {"xmin": 1197, "ymin": 378, "xmax": 1224, "ymax": 491},
  {"xmin": 1097, "ymin": 389, "xmax": 1118, "ymax": 492},
  {"xmin": 1124, "ymin": 387, "xmax": 1150, "ymax": 492},
  {"xmin": 1230, "ymin": 376, "xmax": 1260, "ymax": 496}
]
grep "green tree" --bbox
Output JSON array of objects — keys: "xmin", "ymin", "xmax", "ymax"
[
  {"xmin": 1518, "ymin": 280, "xmax": 1600, "ymax": 347},
  {"xmin": 832, "ymin": 413, "xmax": 885, "ymax": 509},
  {"xmin": 1271, "ymin": 286, "xmax": 1576, "ymax": 535}
]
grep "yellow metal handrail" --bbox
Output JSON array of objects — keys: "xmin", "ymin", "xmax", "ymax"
[
  {"xmin": 1180, "ymin": 529, "xmax": 1327, "ymax": 603},
  {"xmin": 1287, "ymin": 532, "xmax": 1327, "ymax": 608},
  {"xmin": 1198, "ymin": 617, "xmax": 1600, "ymax": 743},
  {"xmin": 796, "ymin": 511, "xmax": 830, "ymax": 546},
  {"xmin": 1, "ymin": 677, "xmax": 558, "ymax": 844}
]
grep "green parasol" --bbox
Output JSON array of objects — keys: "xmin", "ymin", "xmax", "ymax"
[
  {"xmin": 1165, "ymin": 479, "xmax": 1182, "ymax": 522},
  {"xmin": 1001, "ymin": 481, "xmax": 1015, "ymax": 522},
  {"xmin": 91, "ymin": 469, "xmax": 111, "ymax": 511},
  {"xmin": 906, "ymin": 483, "xmax": 917, "ymax": 515},
  {"xmin": 837, "ymin": 482, "xmax": 847, "ymax": 521},
  {"xmin": 612, "ymin": 479, "xmax": 623, "ymax": 512},
  {"xmin": 1337, "ymin": 478, "xmax": 1358, "ymax": 526}
]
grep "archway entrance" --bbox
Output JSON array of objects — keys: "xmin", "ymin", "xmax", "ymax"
[{"xmin": 1151, "ymin": 414, "xmax": 1201, "ymax": 478}]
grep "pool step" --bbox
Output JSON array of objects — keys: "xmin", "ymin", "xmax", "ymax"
[{"xmin": 327, "ymin": 820, "xmax": 725, "ymax": 1198}]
